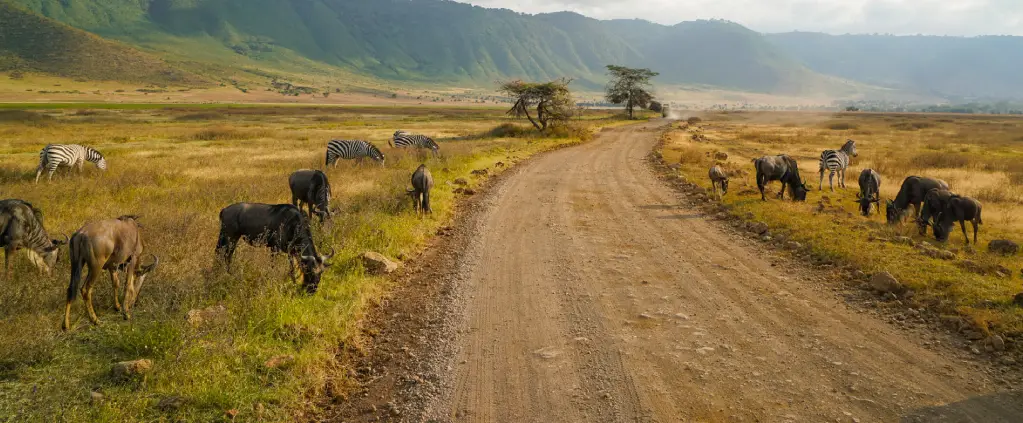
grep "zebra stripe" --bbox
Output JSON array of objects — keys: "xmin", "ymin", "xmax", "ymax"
[
  {"xmin": 390, "ymin": 130, "xmax": 439, "ymax": 155},
  {"xmin": 35, "ymin": 144, "xmax": 107, "ymax": 183},
  {"xmin": 325, "ymin": 140, "xmax": 385, "ymax": 166},
  {"xmin": 818, "ymin": 140, "xmax": 857, "ymax": 191}
]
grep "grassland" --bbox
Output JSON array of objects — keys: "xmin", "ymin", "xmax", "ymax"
[
  {"xmin": 659, "ymin": 111, "xmax": 1023, "ymax": 339},
  {"xmin": 0, "ymin": 105, "xmax": 624, "ymax": 421}
]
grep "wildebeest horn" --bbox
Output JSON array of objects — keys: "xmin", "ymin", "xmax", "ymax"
[
  {"xmin": 325, "ymin": 247, "xmax": 336, "ymax": 260},
  {"xmin": 146, "ymin": 254, "xmax": 160, "ymax": 270}
]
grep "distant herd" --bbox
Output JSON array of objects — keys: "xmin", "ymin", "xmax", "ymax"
[
  {"xmin": 2, "ymin": 130, "xmax": 440, "ymax": 331},
  {"xmin": 713, "ymin": 139, "xmax": 983, "ymax": 244}
]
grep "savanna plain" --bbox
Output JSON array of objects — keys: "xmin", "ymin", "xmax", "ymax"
[
  {"xmin": 661, "ymin": 111, "xmax": 1023, "ymax": 342},
  {"xmin": 0, "ymin": 105, "xmax": 613, "ymax": 422}
]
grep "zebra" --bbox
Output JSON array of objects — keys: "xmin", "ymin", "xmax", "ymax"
[
  {"xmin": 818, "ymin": 139, "xmax": 857, "ymax": 191},
  {"xmin": 390, "ymin": 130, "xmax": 440, "ymax": 157},
  {"xmin": 35, "ymin": 144, "xmax": 107, "ymax": 183},
  {"xmin": 325, "ymin": 140, "xmax": 385, "ymax": 167}
]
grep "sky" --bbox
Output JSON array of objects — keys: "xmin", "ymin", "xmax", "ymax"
[{"xmin": 456, "ymin": 0, "xmax": 1023, "ymax": 36}]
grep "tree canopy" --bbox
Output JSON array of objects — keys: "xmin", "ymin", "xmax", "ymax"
[
  {"xmin": 605, "ymin": 65, "xmax": 659, "ymax": 119},
  {"xmin": 499, "ymin": 78, "xmax": 574, "ymax": 132}
]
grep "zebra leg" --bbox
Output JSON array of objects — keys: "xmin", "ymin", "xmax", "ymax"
[
  {"xmin": 818, "ymin": 169, "xmax": 824, "ymax": 191},
  {"xmin": 841, "ymin": 168, "xmax": 847, "ymax": 188},
  {"xmin": 829, "ymin": 171, "xmax": 836, "ymax": 192}
]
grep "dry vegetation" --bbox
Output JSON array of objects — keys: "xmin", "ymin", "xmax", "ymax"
[
  {"xmin": 660, "ymin": 111, "xmax": 1023, "ymax": 337},
  {"xmin": 0, "ymin": 105, "xmax": 617, "ymax": 421}
]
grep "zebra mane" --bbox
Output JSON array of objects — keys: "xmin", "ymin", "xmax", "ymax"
[{"xmin": 841, "ymin": 139, "xmax": 856, "ymax": 153}]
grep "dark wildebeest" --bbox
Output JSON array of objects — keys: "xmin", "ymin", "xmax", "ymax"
[
  {"xmin": 708, "ymin": 165, "xmax": 729, "ymax": 196},
  {"xmin": 407, "ymin": 164, "xmax": 434, "ymax": 215},
  {"xmin": 63, "ymin": 216, "xmax": 158, "ymax": 330},
  {"xmin": 754, "ymin": 155, "xmax": 808, "ymax": 201},
  {"xmin": 289, "ymin": 169, "xmax": 333, "ymax": 223},
  {"xmin": 917, "ymin": 188, "xmax": 955, "ymax": 235},
  {"xmin": 885, "ymin": 176, "xmax": 949, "ymax": 224},
  {"xmin": 855, "ymin": 169, "xmax": 881, "ymax": 216},
  {"xmin": 933, "ymin": 196, "xmax": 982, "ymax": 245},
  {"xmin": 216, "ymin": 203, "xmax": 334, "ymax": 293},
  {"xmin": 0, "ymin": 199, "xmax": 67, "ymax": 277}
]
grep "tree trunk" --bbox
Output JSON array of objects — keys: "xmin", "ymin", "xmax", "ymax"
[
  {"xmin": 516, "ymin": 99, "xmax": 542, "ymax": 131},
  {"xmin": 537, "ymin": 100, "xmax": 548, "ymax": 132}
]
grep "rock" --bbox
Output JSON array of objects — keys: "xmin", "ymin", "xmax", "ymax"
[
  {"xmin": 714, "ymin": 152, "xmax": 729, "ymax": 161},
  {"xmin": 157, "ymin": 396, "xmax": 186, "ymax": 412},
  {"xmin": 111, "ymin": 359, "xmax": 153, "ymax": 380},
  {"xmin": 185, "ymin": 304, "xmax": 227, "ymax": 328},
  {"xmin": 461, "ymin": 188, "xmax": 477, "ymax": 196},
  {"xmin": 264, "ymin": 354, "xmax": 296, "ymax": 369},
  {"xmin": 851, "ymin": 270, "xmax": 866, "ymax": 280},
  {"xmin": 639, "ymin": 313, "xmax": 655, "ymax": 320},
  {"xmin": 785, "ymin": 241, "xmax": 802, "ymax": 250},
  {"xmin": 90, "ymin": 391, "xmax": 104, "ymax": 403},
  {"xmin": 959, "ymin": 260, "xmax": 986, "ymax": 275},
  {"xmin": 453, "ymin": 178, "xmax": 468, "ymax": 186},
  {"xmin": 988, "ymin": 239, "xmax": 1019, "ymax": 256},
  {"xmin": 869, "ymin": 272, "xmax": 906, "ymax": 295},
  {"xmin": 984, "ymin": 335, "xmax": 1006, "ymax": 352},
  {"xmin": 668, "ymin": 163, "xmax": 682, "ymax": 170},
  {"xmin": 940, "ymin": 315, "xmax": 963, "ymax": 329},
  {"xmin": 922, "ymin": 248, "xmax": 956, "ymax": 260},
  {"xmin": 495, "ymin": 162, "xmax": 505, "ymax": 168},
  {"xmin": 362, "ymin": 252, "xmax": 399, "ymax": 275},
  {"xmin": 1014, "ymin": 293, "xmax": 1023, "ymax": 307},
  {"xmin": 760, "ymin": 235, "xmax": 772, "ymax": 242},
  {"xmin": 748, "ymin": 222, "xmax": 770, "ymax": 235},
  {"xmin": 963, "ymin": 330, "xmax": 985, "ymax": 341},
  {"xmin": 471, "ymin": 169, "xmax": 488, "ymax": 177},
  {"xmin": 893, "ymin": 236, "xmax": 914, "ymax": 246}
]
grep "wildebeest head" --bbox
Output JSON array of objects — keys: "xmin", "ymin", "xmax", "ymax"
[
  {"xmin": 855, "ymin": 192, "xmax": 879, "ymax": 216},
  {"xmin": 885, "ymin": 200, "xmax": 902, "ymax": 224},
  {"xmin": 134, "ymin": 254, "xmax": 160, "ymax": 283},
  {"xmin": 720, "ymin": 178, "xmax": 729, "ymax": 195},
  {"xmin": 791, "ymin": 179, "xmax": 809, "ymax": 201},
  {"xmin": 932, "ymin": 215, "xmax": 951, "ymax": 242},
  {"xmin": 299, "ymin": 248, "xmax": 335, "ymax": 293},
  {"xmin": 37, "ymin": 234, "xmax": 69, "ymax": 273}
]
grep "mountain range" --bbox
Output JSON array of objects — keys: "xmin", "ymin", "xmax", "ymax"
[{"xmin": 2, "ymin": 0, "xmax": 1021, "ymax": 100}]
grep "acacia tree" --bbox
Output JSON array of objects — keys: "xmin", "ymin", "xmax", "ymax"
[
  {"xmin": 499, "ymin": 78, "xmax": 574, "ymax": 132},
  {"xmin": 605, "ymin": 65, "xmax": 659, "ymax": 119}
]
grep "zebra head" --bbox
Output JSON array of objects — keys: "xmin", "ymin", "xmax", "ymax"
[
  {"xmin": 96, "ymin": 157, "xmax": 108, "ymax": 171},
  {"xmin": 369, "ymin": 144, "xmax": 386, "ymax": 166},
  {"xmin": 393, "ymin": 130, "xmax": 408, "ymax": 139},
  {"xmin": 842, "ymin": 139, "xmax": 858, "ymax": 157}
]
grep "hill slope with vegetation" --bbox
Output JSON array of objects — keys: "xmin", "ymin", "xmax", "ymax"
[{"xmin": 0, "ymin": 2, "xmax": 203, "ymax": 85}]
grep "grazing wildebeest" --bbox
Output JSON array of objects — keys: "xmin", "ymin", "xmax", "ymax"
[
  {"xmin": 708, "ymin": 165, "xmax": 729, "ymax": 196},
  {"xmin": 407, "ymin": 164, "xmax": 434, "ymax": 215},
  {"xmin": 216, "ymin": 203, "xmax": 334, "ymax": 293},
  {"xmin": 0, "ymin": 199, "xmax": 67, "ymax": 276},
  {"xmin": 885, "ymin": 176, "xmax": 949, "ymax": 224},
  {"xmin": 63, "ymin": 216, "xmax": 158, "ymax": 330},
  {"xmin": 818, "ymin": 139, "xmax": 858, "ymax": 191},
  {"xmin": 754, "ymin": 155, "xmax": 808, "ymax": 201},
  {"xmin": 289, "ymin": 169, "xmax": 332, "ymax": 223},
  {"xmin": 855, "ymin": 169, "xmax": 881, "ymax": 216},
  {"xmin": 918, "ymin": 188, "xmax": 955, "ymax": 235},
  {"xmin": 933, "ymin": 196, "xmax": 982, "ymax": 245}
]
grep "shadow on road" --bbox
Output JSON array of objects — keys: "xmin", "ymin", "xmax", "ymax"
[
  {"xmin": 655, "ymin": 214, "xmax": 703, "ymax": 220},
  {"xmin": 901, "ymin": 391, "xmax": 1023, "ymax": 423}
]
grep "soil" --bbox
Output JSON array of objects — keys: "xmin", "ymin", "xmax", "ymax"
[{"xmin": 323, "ymin": 122, "xmax": 1023, "ymax": 423}]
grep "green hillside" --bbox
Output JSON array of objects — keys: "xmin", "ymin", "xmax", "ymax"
[
  {"xmin": 767, "ymin": 32, "xmax": 1023, "ymax": 99},
  {"xmin": 0, "ymin": 2, "xmax": 203, "ymax": 85}
]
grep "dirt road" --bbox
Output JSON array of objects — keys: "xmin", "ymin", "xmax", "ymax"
[{"xmin": 333, "ymin": 123, "xmax": 1021, "ymax": 422}]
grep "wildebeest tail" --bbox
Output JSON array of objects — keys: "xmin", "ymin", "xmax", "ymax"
[{"xmin": 67, "ymin": 233, "xmax": 89, "ymax": 301}]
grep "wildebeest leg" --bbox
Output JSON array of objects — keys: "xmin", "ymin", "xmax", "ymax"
[
  {"xmin": 972, "ymin": 220, "xmax": 979, "ymax": 245},
  {"xmin": 960, "ymin": 220, "xmax": 969, "ymax": 245},
  {"xmin": 777, "ymin": 181, "xmax": 787, "ymax": 199},
  {"xmin": 108, "ymin": 270, "xmax": 123, "ymax": 312},
  {"xmin": 216, "ymin": 232, "xmax": 239, "ymax": 272},
  {"xmin": 288, "ymin": 256, "xmax": 300, "ymax": 284},
  {"xmin": 83, "ymin": 268, "xmax": 101, "ymax": 325}
]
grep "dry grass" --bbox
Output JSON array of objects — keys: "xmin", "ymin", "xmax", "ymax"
[
  {"xmin": 0, "ymin": 105, "xmax": 620, "ymax": 422},
  {"xmin": 660, "ymin": 111, "xmax": 1023, "ymax": 337}
]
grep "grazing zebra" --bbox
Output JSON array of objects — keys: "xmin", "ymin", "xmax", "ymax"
[
  {"xmin": 35, "ymin": 144, "xmax": 107, "ymax": 183},
  {"xmin": 390, "ymin": 130, "xmax": 440, "ymax": 157},
  {"xmin": 325, "ymin": 140, "xmax": 385, "ymax": 167},
  {"xmin": 818, "ymin": 139, "xmax": 857, "ymax": 191}
]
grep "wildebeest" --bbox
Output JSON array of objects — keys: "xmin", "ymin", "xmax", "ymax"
[
  {"xmin": 885, "ymin": 176, "xmax": 950, "ymax": 224},
  {"xmin": 855, "ymin": 169, "xmax": 881, "ymax": 216},
  {"xmin": 754, "ymin": 155, "xmax": 808, "ymax": 201},
  {"xmin": 933, "ymin": 196, "xmax": 982, "ymax": 245},
  {"xmin": 0, "ymin": 199, "xmax": 67, "ymax": 276},
  {"xmin": 918, "ymin": 188, "xmax": 955, "ymax": 235},
  {"xmin": 289, "ymin": 169, "xmax": 332, "ymax": 222},
  {"xmin": 407, "ymin": 164, "xmax": 434, "ymax": 215},
  {"xmin": 216, "ymin": 203, "xmax": 334, "ymax": 293},
  {"xmin": 708, "ymin": 165, "xmax": 729, "ymax": 196},
  {"xmin": 818, "ymin": 140, "xmax": 858, "ymax": 191},
  {"xmin": 63, "ymin": 216, "xmax": 158, "ymax": 330}
]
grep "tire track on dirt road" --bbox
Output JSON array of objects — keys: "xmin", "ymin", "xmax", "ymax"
[{"xmin": 335, "ymin": 122, "xmax": 1023, "ymax": 423}]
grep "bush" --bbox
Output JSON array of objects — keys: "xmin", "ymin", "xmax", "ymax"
[
  {"xmin": 825, "ymin": 122, "xmax": 859, "ymax": 130},
  {"xmin": 487, "ymin": 123, "xmax": 532, "ymax": 138},
  {"xmin": 174, "ymin": 112, "xmax": 226, "ymax": 121},
  {"xmin": 0, "ymin": 110, "xmax": 52, "ymax": 125},
  {"xmin": 687, "ymin": 116, "xmax": 702, "ymax": 125},
  {"xmin": 892, "ymin": 121, "xmax": 937, "ymax": 131},
  {"xmin": 909, "ymin": 152, "xmax": 970, "ymax": 169}
]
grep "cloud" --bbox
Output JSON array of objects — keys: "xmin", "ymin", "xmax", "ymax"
[{"xmin": 457, "ymin": 0, "xmax": 1023, "ymax": 36}]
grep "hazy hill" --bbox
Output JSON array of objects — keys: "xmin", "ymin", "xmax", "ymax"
[
  {"xmin": 767, "ymin": 32, "xmax": 1023, "ymax": 99},
  {"xmin": 0, "ymin": 2, "xmax": 203, "ymax": 85}
]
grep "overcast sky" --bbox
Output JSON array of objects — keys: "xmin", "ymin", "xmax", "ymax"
[{"xmin": 456, "ymin": 0, "xmax": 1023, "ymax": 36}]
